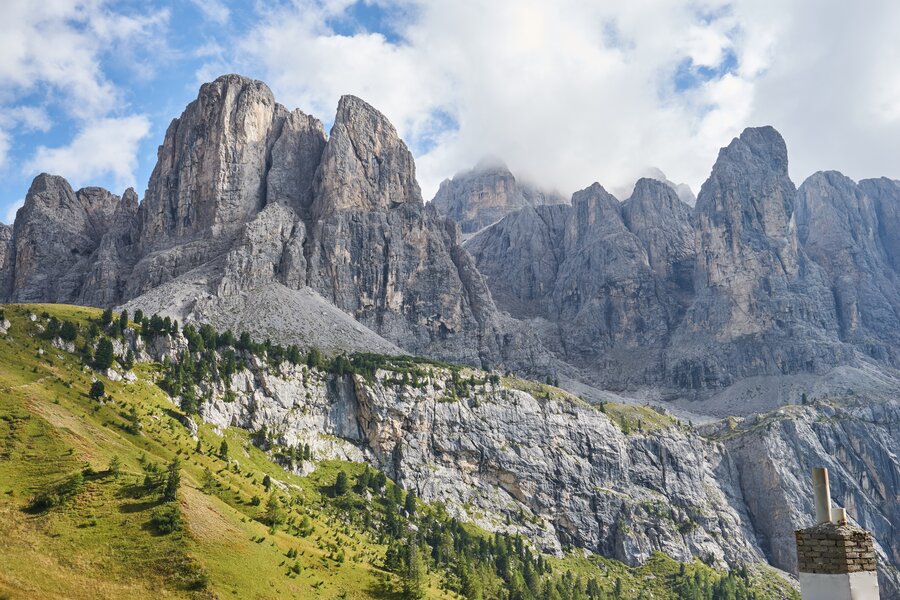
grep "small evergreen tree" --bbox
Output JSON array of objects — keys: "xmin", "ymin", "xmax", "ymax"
[
  {"xmin": 108, "ymin": 455, "xmax": 121, "ymax": 478},
  {"xmin": 400, "ymin": 537, "xmax": 426, "ymax": 599},
  {"xmin": 89, "ymin": 380, "xmax": 105, "ymax": 400},
  {"xmin": 163, "ymin": 457, "xmax": 180, "ymax": 502},
  {"xmin": 262, "ymin": 473, "xmax": 272, "ymax": 492},
  {"xmin": 265, "ymin": 494, "xmax": 286, "ymax": 527},
  {"xmin": 122, "ymin": 348, "xmax": 135, "ymax": 371},
  {"xmin": 118, "ymin": 310, "xmax": 128, "ymax": 334},
  {"xmin": 94, "ymin": 338, "xmax": 115, "ymax": 370},
  {"xmin": 219, "ymin": 439, "xmax": 229, "ymax": 460},
  {"xmin": 334, "ymin": 470, "xmax": 350, "ymax": 496},
  {"xmin": 133, "ymin": 309, "xmax": 144, "ymax": 324},
  {"xmin": 101, "ymin": 308, "xmax": 114, "ymax": 326},
  {"xmin": 404, "ymin": 489, "xmax": 417, "ymax": 516},
  {"xmin": 60, "ymin": 320, "xmax": 78, "ymax": 342}
]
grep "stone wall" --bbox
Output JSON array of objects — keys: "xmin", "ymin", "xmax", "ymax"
[{"xmin": 796, "ymin": 523, "xmax": 877, "ymax": 574}]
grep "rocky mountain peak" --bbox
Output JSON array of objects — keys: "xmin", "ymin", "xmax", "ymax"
[
  {"xmin": 136, "ymin": 73, "xmax": 281, "ymax": 255},
  {"xmin": 311, "ymin": 94, "xmax": 422, "ymax": 218},
  {"xmin": 432, "ymin": 159, "xmax": 566, "ymax": 235},
  {"xmin": 567, "ymin": 182, "xmax": 624, "ymax": 238},
  {"xmin": 695, "ymin": 125, "xmax": 799, "ymax": 288},
  {"xmin": 622, "ymin": 178, "xmax": 695, "ymax": 283}
]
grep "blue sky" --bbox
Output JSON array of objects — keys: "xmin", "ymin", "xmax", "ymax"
[{"xmin": 3, "ymin": 0, "xmax": 900, "ymax": 223}]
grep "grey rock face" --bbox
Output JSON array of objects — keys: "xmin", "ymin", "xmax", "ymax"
[
  {"xmin": 467, "ymin": 180, "xmax": 693, "ymax": 387},
  {"xmin": 266, "ymin": 108, "xmax": 327, "ymax": 219},
  {"xmin": 432, "ymin": 157, "xmax": 567, "ymax": 234},
  {"xmin": 551, "ymin": 184, "xmax": 676, "ymax": 384},
  {"xmin": 80, "ymin": 188, "xmax": 139, "ymax": 307},
  {"xmin": 796, "ymin": 172, "xmax": 900, "ymax": 362},
  {"xmin": 0, "ymin": 223, "xmax": 12, "ymax": 300},
  {"xmin": 622, "ymin": 178, "xmax": 695, "ymax": 291},
  {"xmin": 304, "ymin": 203, "xmax": 503, "ymax": 365},
  {"xmin": 163, "ymin": 344, "xmax": 763, "ymax": 567},
  {"xmin": 10, "ymin": 175, "xmax": 121, "ymax": 303},
  {"xmin": 859, "ymin": 177, "xmax": 900, "ymax": 271},
  {"xmin": 465, "ymin": 204, "xmax": 569, "ymax": 318},
  {"xmin": 136, "ymin": 74, "xmax": 282, "ymax": 254},
  {"xmin": 311, "ymin": 95, "xmax": 422, "ymax": 218},
  {"xmin": 668, "ymin": 128, "xmax": 849, "ymax": 389}
]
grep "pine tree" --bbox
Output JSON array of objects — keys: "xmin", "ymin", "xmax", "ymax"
[
  {"xmin": 108, "ymin": 455, "xmax": 121, "ymax": 478},
  {"xmin": 400, "ymin": 537, "xmax": 426, "ymax": 599},
  {"xmin": 219, "ymin": 439, "xmax": 229, "ymax": 460},
  {"xmin": 404, "ymin": 489, "xmax": 417, "ymax": 516},
  {"xmin": 60, "ymin": 320, "xmax": 78, "ymax": 342},
  {"xmin": 118, "ymin": 310, "xmax": 128, "ymax": 334},
  {"xmin": 163, "ymin": 457, "xmax": 180, "ymax": 502},
  {"xmin": 265, "ymin": 494, "xmax": 286, "ymax": 527},
  {"xmin": 122, "ymin": 348, "xmax": 135, "ymax": 370},
  {"xmin": 94, "ymin": 337, "xmax": 115, "ymax": 370},
  {"xmin": 335, "ymin": 470, "xmax": 349, "ymax": 496},
  {"xmin": 262, "ymin": 474, "xmax": 272, "ymax": 492},
  {"xmin": 89, "ymin": 380, "xmax": 105, "ymax": 400},
  {"xmin": 101, "ymin": 308, "xmax": 114, "ymax": 326}
]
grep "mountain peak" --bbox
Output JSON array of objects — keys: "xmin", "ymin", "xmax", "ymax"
[{"xmin": 312, "ymin": 94, "xmax": 422, "ymax": 217}]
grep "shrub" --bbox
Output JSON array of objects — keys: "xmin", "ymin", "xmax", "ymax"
[
  {"xmin": 89, "ymin": 380, "xmax": 105, "ymax": 400},
  {"xmin": 149, "ymin": 505, "xmax": 182, "ymax": 534}
]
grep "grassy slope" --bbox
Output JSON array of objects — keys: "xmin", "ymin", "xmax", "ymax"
[{"xmin": 0, "ymin": 304, "xmax": 797, "ymax": 599}]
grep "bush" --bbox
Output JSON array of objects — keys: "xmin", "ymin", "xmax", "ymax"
[
  {"xmin": 149, "ymin": 505, "xmax": 182, "ymax": 534},
  {"xmin": 89, "ymin": 380, "xmax": 105, "ymax": 400}
]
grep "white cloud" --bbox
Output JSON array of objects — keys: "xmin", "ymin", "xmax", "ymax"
[
  {"xmin": 190, "ymin": 0, "xmax": 231, "ymax": 25},
  {"xmin": 216, "ymin": 0, "xmax": 900, "ymax": 201},
  {"xmin": 0, "ymin": 1, "xmax": 168, "ymax": 121},
  {"xmin": 4, "ymin": 199, "xmax": 24, "ymax": 225},
  {"xmin": 0, "ymin": 128, "xmax": 9, "ymax": 170},
  {"xmin": 23, "ymin": 116, "xmax": 151, "ymax": 190}
]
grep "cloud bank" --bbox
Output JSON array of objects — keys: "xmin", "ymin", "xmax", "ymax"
[{"xmin": 225, "ymin": 0, "xmax": 900, "ymax": 200}]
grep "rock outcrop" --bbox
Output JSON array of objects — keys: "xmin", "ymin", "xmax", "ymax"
[
  {"xmin": 467, "ymin": 179, "xmax": 694, "ymax": 386},
  {"xmin": 667, "ymin": 127, "xmax": 849, "ymax": 389},
  {"xmin": 432, "ymin": 158, "xmax": 566, "ymax": 235},
  {"xmin": 0, "ymin": 223, "xmax": 12, "ymax": 300},
  {"xmin": 9, "ymin": 175, "xmax": 123, "ymax": 303},
  {"xmin": 796, "ymin": 172, "xmax": 900, "ymax": 362},
  {"xmin": 311, "ymin": 95, "xmax": 421, "ymax": 218}
]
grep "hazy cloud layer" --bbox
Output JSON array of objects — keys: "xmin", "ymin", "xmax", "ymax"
[{"xmin": 228, "ymin": 0, "xmax": 900, "ymax": 200}]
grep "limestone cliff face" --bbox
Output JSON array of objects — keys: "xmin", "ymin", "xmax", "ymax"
[
  {"xmin": 796, "ymin": 172, "xmax": 900, "ymax": 362},
  {"xmin": 172, "ymin": 349, "xmax": 764, "ymax": 567},
  {"xmin": 621, "ymin": 178, "xmax": 695, "ymax": 291},
  {"xmin": 464, "ymin": 204, "xmax": 568, "ymax": 318},
  {"xmin": 311, "ymin": 95, "xmax": 422, "ymax": 218},
  {"xmin": 467, "ymin": 180, "xmax": 693, "ymax": 386},
  {"xmin": 0, "ymin": 223, "xmax": 12, "ymax": 300},
  {"xmin": 136, "ymin": 75, "xmax": 286, "ymax": 253},
  {"xmin": 432, "ymin": 158, "xmax": 566, "ymax": 235},
  {"xmin": 667, "ymin": 127, "xmax": 849, "ymax": 389},
  {"xmin": 10, "ymin": 175, "xmax": 122, "ymax": 303},
  {"xmin": 860, "ymin": 177, "xmax": 900, "ymax": 271}
]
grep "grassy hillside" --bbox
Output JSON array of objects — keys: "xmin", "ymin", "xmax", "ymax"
[{"xmin": 0, "ymin": 304, "xmax": 798, "ymax": 599}]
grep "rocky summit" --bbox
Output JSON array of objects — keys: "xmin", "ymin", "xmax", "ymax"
[
  {"xmin": 431, "ymin": 157, "xmax": 567, "ymax": 236},
  {"xmin": 2, "ymin": 74, "xmax": 900, "ymax": 598}
]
